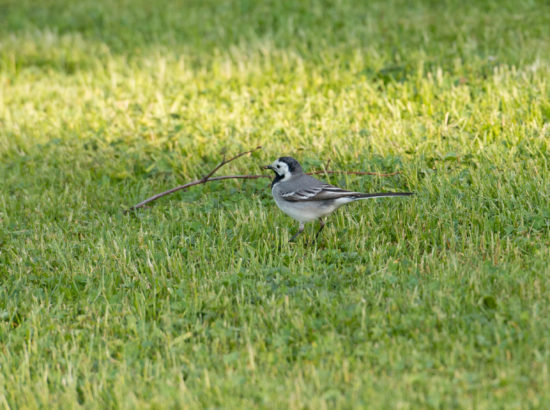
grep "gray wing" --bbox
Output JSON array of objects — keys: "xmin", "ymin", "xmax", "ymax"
[{"xmin": 279, "ymin": 174, "xmax": 361, "ymax": 202}]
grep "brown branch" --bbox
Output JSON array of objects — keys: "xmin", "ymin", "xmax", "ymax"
[
  {"xmin": 306, "ymin": 171, "xmax": 401, "ymax": 177},
  {"xmin": 126, "ymin": 147, "xmax": 400, "ymax": 212},
  {"xmin": 126, "ymin": 146, "xmax": 263, "ymax": 212},
  {"xmin": 313, "ymin": 158, "xmax": 399, "ymax": 177},
  {"xmin": 200, "ymin": 146, "xmax": 262, "ymax": 182},
  {"xmin": 307, "ymin": 170, "xmax": 400, "ymax": 177}
]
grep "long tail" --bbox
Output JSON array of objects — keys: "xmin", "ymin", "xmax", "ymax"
[{"xmin": 354, "ymin": 192, "xmax": 414, "ymax": 199}]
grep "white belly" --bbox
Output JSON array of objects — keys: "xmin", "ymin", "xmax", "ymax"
[{"xmin": 272, "ymin": 190, "xmax": 351, "ymax": 222}]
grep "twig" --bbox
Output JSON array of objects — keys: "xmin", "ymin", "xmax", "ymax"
[
  {"xmin": 307, "ymin": 170, "xmax": 400, "ymax": 177},
  {"xmin": 126, "ymin": 146, "xmax": 262, "ymax": 212},
  {"xmin": 126, "ymin": 147, "xmax": 401, "ymax": 212},
  {"xmin": 199, "ymin": 146, "xmax": 262, "ymax": 182}
]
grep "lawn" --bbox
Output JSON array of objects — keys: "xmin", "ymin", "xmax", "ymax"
[{"xmin": 1, "ymin": 0, "xmax": 549, "ymax": 407}]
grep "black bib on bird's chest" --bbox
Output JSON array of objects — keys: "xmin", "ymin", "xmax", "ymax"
[{"xmin": 271, "ymin": 173, "xmax": 284, "ymax": 188}]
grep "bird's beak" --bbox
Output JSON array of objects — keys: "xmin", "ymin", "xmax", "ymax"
[{"xmin": 263, "ymin": 165, "xmax": 274, "ymax": 170}]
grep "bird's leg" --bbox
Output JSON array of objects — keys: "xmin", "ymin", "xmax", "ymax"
[
  {"xmin": 314, "ymin": 219, "xmax": 326, "ymax": 240},
  {"xmin": 289, "ymin": 222, "xmax": 305, "ymax": 242}
]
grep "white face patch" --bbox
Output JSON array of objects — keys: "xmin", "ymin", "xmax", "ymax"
[{"xmin": 271, "ymin": 160, "xmax": 291, "ymax": 180}]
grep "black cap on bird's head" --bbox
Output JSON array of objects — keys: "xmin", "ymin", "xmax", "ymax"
[
  {"xmin": 263, "ymin": 156, "xmax": 303, "ymax": 176},
  {"xmin": 277, "ymin": 157, "xmax": 303, "ymax": 173}
]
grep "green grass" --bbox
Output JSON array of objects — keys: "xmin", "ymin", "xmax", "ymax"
[{"xmin": 1, "ymin": 0, "xmax": 549, "ymax": 407}]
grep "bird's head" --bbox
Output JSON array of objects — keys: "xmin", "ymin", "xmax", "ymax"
[{"xmin": 263, "ymin": 157, "xmax": 303, "ymax": 181}]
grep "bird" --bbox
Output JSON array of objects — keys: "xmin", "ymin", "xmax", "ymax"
[{"xmin": 263, "ymin": 156, "xmax": 413, "ymax": 242}]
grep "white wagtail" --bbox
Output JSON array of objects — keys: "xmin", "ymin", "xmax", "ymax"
[{"xmin": 263, "ymin": 156, "xmax": 413, "ymax": 242}]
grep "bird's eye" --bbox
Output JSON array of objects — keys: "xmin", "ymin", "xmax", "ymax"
[{"xmin": 276, "ymin": 165, "xmax": 280, "ymax": 168}]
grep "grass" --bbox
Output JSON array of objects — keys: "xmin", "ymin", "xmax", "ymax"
[{"xmin": 1, "ymin": 0, "xmax": 549, "ymax": 407}]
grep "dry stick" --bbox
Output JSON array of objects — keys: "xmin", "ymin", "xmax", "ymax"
[
  {"xmin": 199, "ymin": 146, "xmax": 263, "ymax": 182},
  {"xmin": 126, "ymin": 146, "xmax": 263, "ymax": 212},
  {"xmin": 308, "ymin": 170, "xmax": 400, "ymax": 177},
  {"xmin": 126, "ymin": 150, "xmax": 400, "ymax": 211}
]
